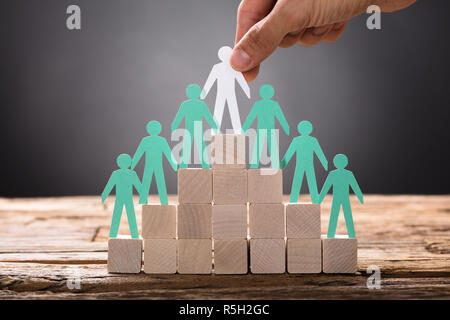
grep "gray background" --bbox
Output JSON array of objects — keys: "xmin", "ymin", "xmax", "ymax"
[{"xmin": 1, "ymin": 0, "xmax": 449, "ymax": 197}]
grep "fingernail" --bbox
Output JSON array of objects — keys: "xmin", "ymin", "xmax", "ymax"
[
  {"xmin": 230, "ymin": 47, "xmax": 251, "ymax": 71},
  {"xmin": 312, "ymin": 26, "xmax": 328, "ymax": 36}
]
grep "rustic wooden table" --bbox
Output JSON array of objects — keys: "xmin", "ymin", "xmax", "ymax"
[{"xmin": 0, "ymin": 195, "xmax": 449, "ymax": 299}]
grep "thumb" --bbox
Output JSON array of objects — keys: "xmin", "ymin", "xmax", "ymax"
[{"xmin": 230, "ymin": 12, "xmax": 288, "ymax": 72}]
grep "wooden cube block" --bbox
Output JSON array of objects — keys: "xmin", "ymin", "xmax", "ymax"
[
  {"xmin": 214, "ymin": 239, "xmax": 248, "ymax": 274},
  {"xmin": 249, "ymin": 204, "xmax": 285, "ymax": 238},
  {"xmin": 178, "ymin": 239, "xmax": 212, "ymax": 274},
  {"xmin": 211, "ymin": 134, "xmax": 246, "ymax": 169},
  {"xmin": 286, "ymin": 203, "xmax": 321, "ymax": 239},
  {"xmin": 247, "ymin": 169, "xmax": 282, "ymax": 203},
  {"xmin": 178, "ymin": 168, "xmax": 212, "ymax": 203},
  {"xmin": 142, "ymin": 204, "xmax": 176, "ymax": 239},
  {"xmin": 322, "ymin": 236, "xmax": 358, "ymax": 274},
  {"xmin": 250, "ymin": 239, "xmax": 285, "ymax": 274},
  {"xmin": 178, "ymin": 204, "xmax": 212, "ymax": 239},
  {"xmin": 107, "ymin": 237, "xmax": 142, "ymax": 273},
  {"xmin": 287, "ymin": 239, "xmax": 322, "ymax": 273},
  {"xmin": 212, "ymin": 204, "xmax": 247, "ymax": 239},
  {"xmin": 144, "ymin": 239, "xmax": 177, "ymax": 274},
  {"xmin": 213, "ymin": 169, "xmax": 247, "ymax": 204}
]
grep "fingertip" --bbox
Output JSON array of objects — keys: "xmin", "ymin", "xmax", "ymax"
[
  {"xmin": 230, "ymin": 47, "xmax": 252, "ymax": 71},
  {"xmin": 243, "ymin": 65, "xmax": 260, "ymax": 82}
]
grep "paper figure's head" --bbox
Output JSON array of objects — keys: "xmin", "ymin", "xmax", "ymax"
[
  {"xmin": 298, "ymin": 120, "xmax": 313, "ymax": 135},
  {"xmin": 334, "ymin": 154, "xmax": 348, "ymax": 169},
  {"xmin": 260, "ymin": 85, "xmax": 274, "ymax": 99},
  {"xmin": 146, "ymin": 120, "xmax": 162, "ymax": 135},
  {"xmin": 117, "ymin": 153, "xmax": 132, "ymax": 169},
  {"xmin": 218, "ymin": 46, "xmax": 232, "ymax": 62},
  {"xmin": 186, "ymin": 84, "xmax": 201, "ymax": 99}
]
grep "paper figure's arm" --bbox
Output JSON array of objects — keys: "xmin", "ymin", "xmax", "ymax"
[
  {"xmin": 318, "ymin": 174, "xmax": 333, "ymax": 203},
  {"xmin": 236, "ymin": 71, "xmax": 251, "ymax": 99},
  {"xmin": 163, "ymin": 139, "xmax": 178, "ymax": 171},
  {"xmin": 242, "ymin": 104, "xmax": 257, "ymax": 133},
  {"xmin": 281, "ymin": 141, "xmax": 296, "ymax": 169},
  {"xmin": 200, "ymin": 65, "xmax": 218, "ymax": 99},
  {"xmin": 131, "ymin": 171, "xmax": 144, "ymax": 196},
  {"xmin": 313, "ymin": 139, "xmax": 328, "ymax": 171},
  {"xmin": 171, "ymin": 104, "xmax": 186, "ymax": 133},
  {"xmin": 101, "ymin": 173, "xmax": 116, "ymax": 203},
  {"xmin": 349, "ymin": 172, "xmax": 364, "ymax": 204},
  {"xmin": 274, "ymin": 103, "xmax": 290, "ymax": 135},
  {"xmin": 131, "ymin": 140, "xmax": 145, "ymax": 170}
]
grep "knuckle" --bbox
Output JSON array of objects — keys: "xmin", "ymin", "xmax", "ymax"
[{"xmin": 245, "ymin": 23, "xmax": 271, "ymax": 52}]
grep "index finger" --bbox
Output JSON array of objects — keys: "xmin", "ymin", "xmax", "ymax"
[{"xmin": 235, "ymin": 0, "xmax": 276, "ymax": 43}]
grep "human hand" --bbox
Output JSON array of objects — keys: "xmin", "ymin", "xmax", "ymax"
[{"xmin": 230, "ymin": 0, "xmax": 416, "ymax": 81}]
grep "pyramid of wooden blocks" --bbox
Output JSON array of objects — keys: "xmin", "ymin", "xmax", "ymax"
[
  {"xmin": 178, "ymin": 239, "xmax": 212, "ymax": 274},
  {"xmin": 214, "ymin": 239, "xmax": 248, "ymax": 274},
  {"xmin": 247, "ymin": 169, "xmax": 282, "ymax": 203},
  {"xmin": 250, "ymin": 239, "xmax": 285, "ymax": 274},
  {"xmin": 286, "ymin": 203, "xmax": 321, "ymax": 238},
  {"xmin": 142, "ymin": 204, "xmax": 177, "ymax": 239},
  {"xmin": 249, "ymin": 203, "xmax": 285, "ymax": 238},
  {"xmin": 178, "ymin": 168, "xmax": 212, "ymax": 203},
  {"xmin": 287, "ymin": 239, "xmax": 321, "ymax": 273},
  {"xmin": 322, "ymin": 236, "xmax": 358, "ymax": 274},
  {"xmin": 211, "ymin": 134, "xmax": 246, "ymax": 169},
  {"xmin": 107, "ymin": 237, "xmax": 142, "ymax": 273},
  {"xmin": 212, "ymin": 204, "xmax": 247, "ymax": 239},
  {"xmin": 213, "ymin": 169, "xmax": 247, "ymax": 204}
]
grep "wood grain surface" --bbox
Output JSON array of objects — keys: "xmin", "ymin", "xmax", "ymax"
[{"xmin": 0, "ymin": 195, "xmax": 449, "ymax": 299}]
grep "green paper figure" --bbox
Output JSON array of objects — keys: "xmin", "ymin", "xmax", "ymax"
[
  {"xmin": 171, "ymin": 84, "xmax": 218, "ymax": 169},
  {"xmin": 318, "ymin": 154, "xmax": 364, "ymax": 238},
  {"xmin": 101, "ymin": 153, "xmax": 142, "ymax": 239},
  {"xmin": 281, "ymin": 120, "xmax": 328, "ymax": 203},
  {"xmin": 242, "ymin": 85, "xmax": 289, "ymax": 169},
  {"xmin": 131, "ymin": 121, "xmax": 177, "ymax": 205}
]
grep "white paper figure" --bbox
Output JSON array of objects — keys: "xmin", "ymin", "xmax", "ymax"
[{"xmin": 201, "ymin": 46, "xmax": 251, "ymax": 134}]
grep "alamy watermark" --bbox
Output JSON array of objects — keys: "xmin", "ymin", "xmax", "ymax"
[
  {"xmin": 66, "ymin": 267, "xmax": 81, "ymax": 290},
  {"xmin": 171, "ymin": 122, "xmax": 280, "ymax": 175},
  {"xmin": 366, "ymin": 265, "xmax": 381, "ymax": 289},
  {"xmin": 66, "ymin": 5, "xmax": 81, "ymax": 30},
  {"xmin": 366, "ymin": 5, "xmax": 381, "ymax": 30}
]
